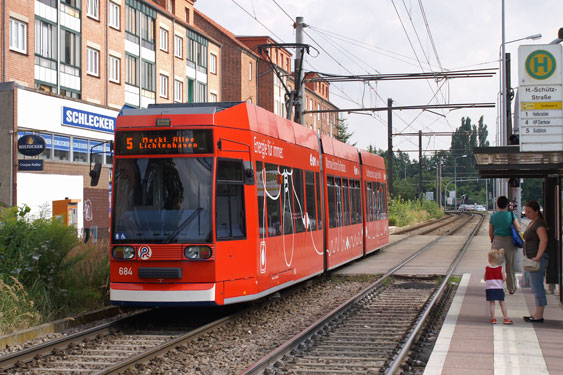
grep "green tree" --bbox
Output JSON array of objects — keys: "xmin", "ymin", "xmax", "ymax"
[
  {"xmin": 335, "ymin": 118, "xmax": 356, "ymax": 145},
  {"xmin": 477, "ymin": 116, "xmax": 490, "ymax": 147}
]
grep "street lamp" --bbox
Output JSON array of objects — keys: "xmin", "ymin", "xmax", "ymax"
[{"xmin": 454, "ymin": 154, "xmax": 468, "ymax": 209}]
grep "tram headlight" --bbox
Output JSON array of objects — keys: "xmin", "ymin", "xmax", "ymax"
[
  {"xmin": 113, "ymin": 246, "xmax": 135, "ymax": 259},
  {"xmin": 184, "ymin": 246, "xmax": 212, "ymax": 260}
]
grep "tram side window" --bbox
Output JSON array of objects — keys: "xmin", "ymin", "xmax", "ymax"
[
  {"xmin": 216, "ymin": 159, "xmax": 246, "ymax": 240},
  {"xmin": 356, "ymin": 180, "xmax": 363, "ymax": 223},
  {"xmin": 281, "ymin": 166, "xmax": 294, "ymax": 235},
  {"xmin": 383, "ymin": 183, "xmax": 388, "ymax": 219},
  {"xmin": 327, "ymin": 176, "xmax": 336, "ymax": 228},
  {"xmin": 316, "ymin": 172, "xmax": 322, "ymax": 230},
  {"xmin": 366, "ymin": 182, "xmax": 372, "ymax": 222},
  {"xmin": 335, "ymin": 177, "xmax": 343, "ymax": 227},
  {"xmin": 374, "ymin": 183, "xmax": 379, "ymax": 221},
  {"xmin": 265, "ymin": 163, "xmax": 282, "ymax": 237},
  {"xmin": 374, "ymin": 182, "xmax": 380, "ymax": 220},
  {"xmin": 349, "ymin": 179, "xmax": 356, "ymax": 225},
  {"xmin": 342, "ymin": 178, "xmax": 350, "ymax": 226},
  {"xmin": 305, "ymin": 171, "xmax": 317, "ymax": 231},
  {"xmin": 256, "ymin": 161, "xmax": 265, "ymax": 238},
  {"xmin": 293, "ymin": 168, "xmax": 306, "ymax": 233}
]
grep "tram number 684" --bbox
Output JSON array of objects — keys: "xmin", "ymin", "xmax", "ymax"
[{"xmin": 119, "ymin": 267, "xmax": 133, "ymax": 276}]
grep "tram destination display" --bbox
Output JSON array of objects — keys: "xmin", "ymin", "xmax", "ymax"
[{"xmin": 115, "ymin": 129, "xmax": 213, "ymax": 155}]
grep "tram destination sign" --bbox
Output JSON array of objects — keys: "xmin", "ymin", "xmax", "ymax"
[
  {"xmin": 518, "ymin": 44, "xmax": 563, "ymax": 152},
  {"xmin": 115, "ymin": 129, "xmax": 213, "ymax": 155}
]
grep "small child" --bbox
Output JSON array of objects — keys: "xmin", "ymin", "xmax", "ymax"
[{"xmin": 484, "ymin": 248, "xmax": 513, "ymax": 324}]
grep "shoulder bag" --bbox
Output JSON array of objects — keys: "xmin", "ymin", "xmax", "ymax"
[
  {"xmin": 510, "ymin": 212, "xmax": 524, "ymax": 248},
  {"xmin": 522, "ymin": 256, "xmax": 540, "ymax": 272}
]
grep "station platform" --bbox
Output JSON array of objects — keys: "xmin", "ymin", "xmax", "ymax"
[
  {"xmin": 424, "ymin": 225, "xmax": 563, "ymax": 375},
  {"xmin": 338, "ymin": 218, "xmax": 563, "ymax": 374}
]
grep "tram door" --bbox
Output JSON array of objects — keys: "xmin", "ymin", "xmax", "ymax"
[{"xmin": 544, "ymin": 177, "xmax": 561, "ymax": 302}]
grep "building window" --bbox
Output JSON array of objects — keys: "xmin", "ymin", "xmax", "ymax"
[
  {"xmin": 109, "ymin": 55, "xmax": 120, "ymax": 83},
  {"xmin": 87, "ymin": 47, "xmax": 99, "ymax": 76},
  {"xmin": 249, "ymin": 62, "xmax": 252, "ymax": 81},
  {"xmin": 209, "ymin": 53, "xmax": 217, "ymax": 75},
  {"xmin": 160, "ymin": 74, "xmax": 168, "ymax": 98},
  {"xmin": 185, "ymin": 7, "xmax": 189, "ymax": 23},
  {"xmin": 61, "ymin": 0, "xmax": 80, "ymax": 9},
  {"xmin": 196, "ymin": 82, "xmax": 207, "ymax": 102},
  {"xmin": 87, "ymin": 0, "xmax": 99, "ymax": 19},
  {"xmin": 105, "ymin": 143, "xmax": 113, "ymax": 165},
  {"xmin": 126, "ymin": 55, "xmax": 138, "ymax": 86},
  {"xmin": 174, "ymin": 35, "xmax": 182, "ymax": 58},
  {"xmin": 73, "ymin": 138, "xmax": 88, "ymax": 162},
  {"xmin": 140, "ymin": 13, "xmax": 154, "ymax": 44},
  {"xmin": 141, "ymin": 60, "xmax": 155, "ymax": 92},
  {"xmin": 38, "ymin": 133, "xmax": 52, "ymax": 160},
  {"xmin": 35, "ymin": 19, "xmax": 56, "ymax": 59},
  {"xmin": 54, "ymin": 135, "xmax": 70, "ymax": 161},
  {"xmin": 125, "ymin": 6, "xmax": 138, "ymax": 36},
  {"xmin": 196, "ymin": 42, "xmax": 207, "ymax": 67},
  {"xmin": 60, "ymin": 29, "xmax": 80, "ymax": 67},
  {"xmin": 91, "ymin": 141, "xmax": 104, "ymax": 164},
  {"xmin": 210, "ymin": 92, "xmax": 217, "ymax": 102},
  {"xmin": 109, "ymin": 2, "xmax": 120, "ymax": 29},
  {"xmin": 174, "ymin": 79, "xmax": 182, "ymax": 102},
  {"xmin": 10, "ymin": 18, "xmax": 27, "ymax": 54},
  {"xmin": 160, "ymin": 28, "xmax": 168, "ymax": 52}
]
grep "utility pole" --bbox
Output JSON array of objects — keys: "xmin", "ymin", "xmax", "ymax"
[
  {"xmin": 418, "ymin": 130, "xmax": 422, "ymax": 197},
  {"xmin": 387, "ymin": 98, "xmax": 393, "ymax": 197},
  {"xmin": 294, "ymin": 17, "xmax": 306, "ymax": 125}
]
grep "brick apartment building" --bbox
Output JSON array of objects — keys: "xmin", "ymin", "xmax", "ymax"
[
  {"xmin": 0, "ymin": 0, "xmax": 339, "ymax": 240},
  {"xmin": 0, "ymin": 0, "xmax": 221, "ymax": 240}
]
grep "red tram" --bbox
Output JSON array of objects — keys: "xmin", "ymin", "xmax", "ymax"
[{"xmin": 109, "ymin": 102, "xmax": 388, "ymax": 306}]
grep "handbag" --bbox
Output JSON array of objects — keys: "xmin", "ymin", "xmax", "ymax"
[
  {"xmin": 523, "ymin": 256, "xmax": 540, "ymax": 272},
  {"xmin": 510, "ymin": 212, "xmax": 524, "ymax": 248}
]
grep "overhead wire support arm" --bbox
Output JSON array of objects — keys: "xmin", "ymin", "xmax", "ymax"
[
  {"xmin": 304, "ymin": 68, "xmax": 497, "ymax": 83},
  {"xmin": 304, "ymin": 102, "xmax": 495, "ymax": 114},
  {"xmin": 256, "ymin": 43, "xmax": 315, "ymax": 123}
]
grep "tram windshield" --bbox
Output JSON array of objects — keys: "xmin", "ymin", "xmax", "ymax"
[{"xmin": 112, "ymin": 157, "xmax": 213, "ymax": 244}]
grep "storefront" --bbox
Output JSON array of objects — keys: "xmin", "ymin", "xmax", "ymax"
[{"xmin": 0, "ymin": 83, "xmax": 117, "ymax": 241}]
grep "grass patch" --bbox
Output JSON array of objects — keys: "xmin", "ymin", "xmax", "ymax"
[{"xmin": 389, "ymin": 197, "xmax": 444, "ymax": 227}]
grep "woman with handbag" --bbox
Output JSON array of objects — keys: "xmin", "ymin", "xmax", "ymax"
[
  {"xmin": 522, "ymin": 200, "xmax": 549, "ymax": 323},
  {"xmin": 489, "ymin": 196, "xmax": 522, "ymax": 294}
]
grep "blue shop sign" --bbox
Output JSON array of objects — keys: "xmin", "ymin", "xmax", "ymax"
[
  {"xmin": 62, "ymin": 106, "xmax": 116, "ymax": 133},
  {"xmin": 19, "ymin": 159, "xmax": 44, "ymax": 171}
]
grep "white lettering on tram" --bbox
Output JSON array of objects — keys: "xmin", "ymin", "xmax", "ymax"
[
  {"xmin": 254, "ymin": 136, "xmax": 284, "ymax": 160},
  {"xmin": 366, "ymin": 169, "xmax": 382, "ymax": 179},
  {"xmin": 326, "ymin": 158, "xmax": 346, "ymax": 172}
]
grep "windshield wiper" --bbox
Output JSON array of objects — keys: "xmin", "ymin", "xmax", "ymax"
[{"xmin": 164, "ymin": 208, "xmax": 203, "ymax": 244}]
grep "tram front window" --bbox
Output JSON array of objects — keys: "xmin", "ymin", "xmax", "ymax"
[{"xmin": 112, "ymin": 157, "xmax": 213, "ymax": 243}]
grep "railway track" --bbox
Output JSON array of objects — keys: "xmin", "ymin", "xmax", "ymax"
[
  {"xmin": 242, "ymin": 213, "xmax": 485, "ymax": 375},
  {"xmin": 1, "ymin": 213, "xmax": 482, "ymax": 375},
  {"xmin": 0, "ymin": 307, "xmax": 239, "ymax": 375}
]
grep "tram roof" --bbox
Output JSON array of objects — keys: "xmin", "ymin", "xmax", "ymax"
[
  {"xmin": 359, "ymin": 150, "xmax": 386, "ymax": 169},
  {"xmin": 118, "ymin": 102, "xmax": 320, "ymax": 151},
  {"xmin": 321, "ymin": 134, "xmax": 360, "ymax": 162},
  {"xmin": 473, "ymin": 146, "xmax": 563, "ymax": 178}
]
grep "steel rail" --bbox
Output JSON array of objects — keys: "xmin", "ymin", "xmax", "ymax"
[
  {"xmin": 240, "ymin": 213, "xmax": 477, "ymax": 375},
  {"xmin": 0, "ymin": 309, "xmax": 150, "ymax": 370},
  {"xmin": 94, "ymin": 315, "xmax": 234, "ymax": 375},
  {"xmin": 385, "ymin": 213, "xmax": 485, "ymax": 374}
]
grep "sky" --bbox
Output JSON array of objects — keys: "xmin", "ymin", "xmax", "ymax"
[{"xmin": 195, "ymin": 0, "xmax": 563, "ymax": 158}]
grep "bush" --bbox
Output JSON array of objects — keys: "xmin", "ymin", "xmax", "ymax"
[
  {"xmin": 0, "ymin": 205, "xmax": 109, "ymax": 328},
  {"xmin": 389, "ymin": 197, "xmax": 443, "ymax": 227}
]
